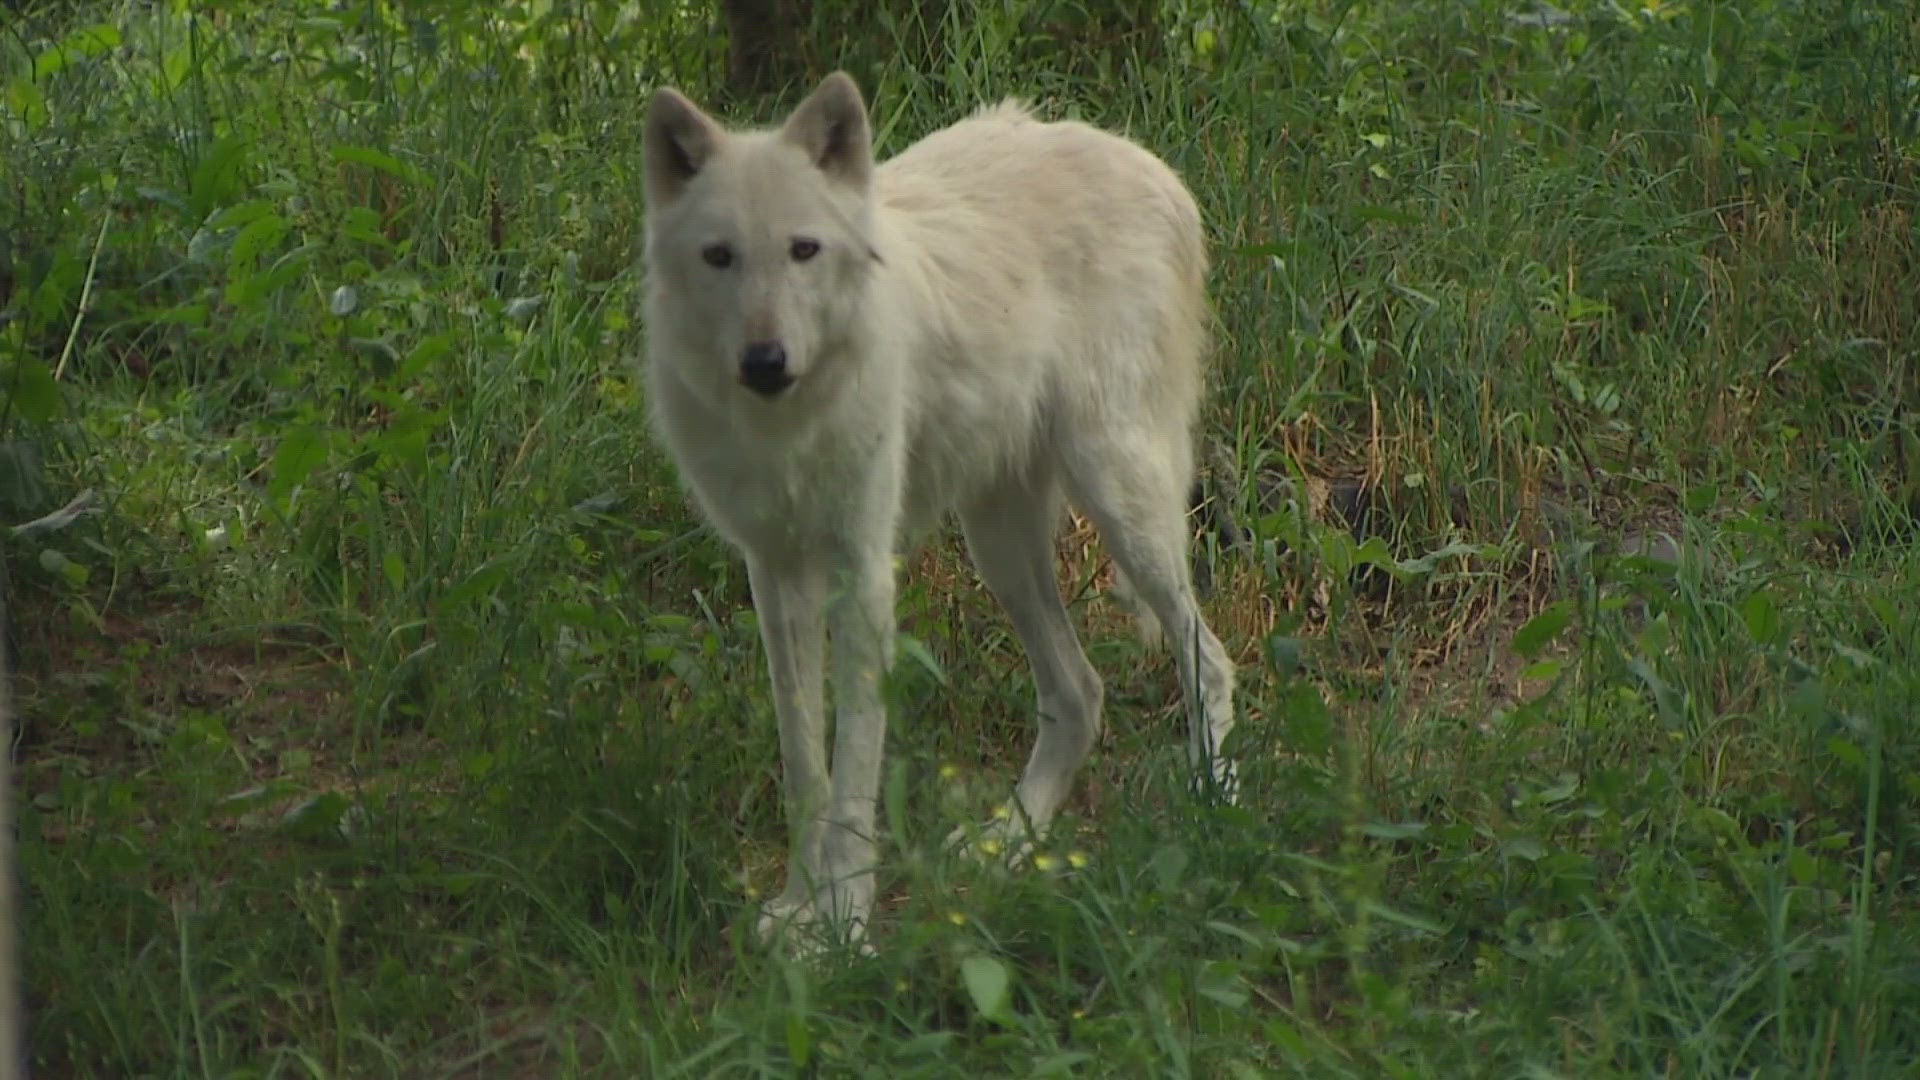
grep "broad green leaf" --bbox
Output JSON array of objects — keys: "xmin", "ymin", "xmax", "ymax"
[
  {"xmin": 189, "ymin": 136, "xmax": 252, "ymax": 217},
  {"xmin": 1518, "ymin": 659, "xmax": 1564, "ymax": 683},
  {"xmin": 784, "ymin": 1012, "xmax": 810, "ymax": 1069},
  {"xmin": 440, "ymin": 559, "xmax": 513, "ymax": 612},
  {"xmin": 349, "ymin": 337, "xmax": 400, "ymax": 377},
  {"xmin": 1501, "ymin": 837, "xmax": 1547, "ymax": 861},
  {"xmin": 1538, "ymin": 775, "xmax": 1579, "ymax": 803},
  {"xmin": 38, "ymin": 547, "xmax": 88, "ymax": 587},
  {"xmin": 208, "ymin": 198, "xmax": 276, "ymax": 231},
  {"xmin": 150, "ymin": 302, "xmax": 209, "ymax": 326},
  {"xmin": 371, "ymin": 423, "xmax": 428, "ymax": 471},
  {"xmin": 228, "ymin": 209, "xmax": 287, "ymax": 269},
  {"xmin": 960, "ymin": 955, "xmax": 1012, "ymax": 1022},
  {"xmin": 1826, "ymin": 737, "xmax": 1866, "ymax": 770},
  {"xmin": 1281, "ymin": 679, "xmax": 1333, "ymax": 758},
  {"xmin": 894, "ymin": 632, "xmax": 948, "ymax": 685},
  {"xmin": 4, "ymin": 359, "xmax": 61, "ymax": 422},
  {"xmin": 1627, "ymin": 657, "xmax": 1684, "ymax": 725},
  {"xmin": 1787, "ymin": 677, "xmax": 1826, "ymax": 721},
  {"xmin": 1683, "ymin": 484, "xmax": 1719, "ymax": 513},
  {"xmin": 1787, "ymin": 846, "xmax": 1817, "ymax": 885},
  {"xmin": 1742, "ymin": 589, "xmax": 1780, "ymax": 644},
  {"xmin": 1693, "ymin": 805, "xmax": 1740, "ymax": 839},
  {"xmin": 342, "ymin": 206, "xmax": 391, "ymax": 247},
  {"xmin": 331, "ymin": 144, "xmax": 428, "ymax": 187},
  {"xmin": 1512, "ymin": 601, "xmax": 1573, "ymax": 659},
  {"xmin": 1196, "ymin": 962, "xmax": 1249, "ymax": 1010},
  {"xmin": 1265, "ymin": 1019, "xmax": 1310, "ymax": 1057},
  {"xmin": 1264, "ymin": 634, "xmax": 1302, "ymax": 678},
  {"xmin": 269, "ymin": 427, "xmax": 328, "ymax": 504},
  {"xmin": 1204, "ymin": 920, "xmax": 1270, "ymax": 949},
  {"xmin": 400, "ymin": 332, "xmax": 455, "ymax": 379},
  {"xmin": 3, "ymin": 77, "xmax": 47, "ymax": 130},
  {"xmin": 277, "ymin": 792, "xmax": 352, "ymax": 844},
  {"xmin": 1350, "ymin": 536, "xmax": 1402, "ymax": 576},
  {"xmin": 32, "ymin": 23, "xmax": 121, "ymax": 80},
  {"xmin": 1394, "ymin": 541, "xmax": 1494, "ymax": 574},
  {"xmin": 1150, "ymin": 842, "xmax": 1189, "ymax": 890},
  {"xmin": 895, "ymin": 1032, "xmax": 956, "ymax": 1058},
  {"xmin": 229, "ymin": 242, "xmax": 316, "ymax": 305},
  {"xmin": 162, "ymin": 43, "xmax": 193, "ymax": 91}
]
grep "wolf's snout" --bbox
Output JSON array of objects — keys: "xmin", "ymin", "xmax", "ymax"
[{"xmin": 738, "ymin": 342, "xmax": 794, "ymax": 396}]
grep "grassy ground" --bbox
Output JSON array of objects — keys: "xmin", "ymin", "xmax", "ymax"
[{"xmin": 5, "ymin": 0, "xmax": 1919, "ymax": 1075}]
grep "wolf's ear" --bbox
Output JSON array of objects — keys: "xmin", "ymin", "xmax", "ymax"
[
  {"xmin": 781, "ymin": 72, "xmax": 873, "ymax": 189},
  {"xmin": 644, "ymin": 87, "xmax": 723, "ymax": 206}
]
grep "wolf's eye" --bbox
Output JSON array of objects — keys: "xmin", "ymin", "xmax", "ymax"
[
  {"xmin": 700, "ymin": 244, "xmax": 734, "ymax": 269},
  {"xmin": 789, "ymin": 238, "xmax": 820, "ymax": 262}
]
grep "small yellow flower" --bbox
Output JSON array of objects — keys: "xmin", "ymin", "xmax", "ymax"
[
  {"xmin": 1067, "ymin": 851, "xmax": 1090, "ymax": 869},
  {"xmin": 938, "ymin": 763, "xmax": 961, "ymax": 781},
  {"xmin": 1032, "ymin": 853, "xmax": 1061, "ymax": 872},
  {"xmin": 979, "ymin": 838, "xmax": 1004, "ymax": 857},
  {"xmin": 992, "ymin": 804, "xmax": 1011, "ymax": 821},
  {"xmin": 947, "ymin": 911, "xmax": 967, "ymax": 926}
]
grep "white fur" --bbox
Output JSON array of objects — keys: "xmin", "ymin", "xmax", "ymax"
[{"xmin": 640, "ymin": 73, "xmax": 1236, "ymax": 946}]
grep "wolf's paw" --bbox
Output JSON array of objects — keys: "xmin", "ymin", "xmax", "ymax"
[
  {"xmin": 945, "ymin": 803, "xmax": 1045, "ymax": 866},
  {"xmin": 1190, "ymin": 757, "xmax": 1240, "ymax": 806},
  {"xmin": 756, "ymin": 888, "xmax": 874, "ymax": 958},
  {"xmin": 754, "ymin": 892, "xmax": 816, "ymax": 945}
]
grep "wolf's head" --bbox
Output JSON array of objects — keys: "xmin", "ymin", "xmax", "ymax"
[{"xmin": 642, "ymin": 73, "xmax": 882, "ymax": 406}]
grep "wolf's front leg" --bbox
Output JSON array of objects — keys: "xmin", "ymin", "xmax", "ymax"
[
  {"xmin": 744, "ymin": 555, "xmax": 831, "ymax": 941},
  {"xmin": 813, "ymin": 548, "xmax": 898, "ymax": 941}
]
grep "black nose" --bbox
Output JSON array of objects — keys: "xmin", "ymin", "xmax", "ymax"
[{"xmin": 738, "ymin": 342, "xmax": 794, "ymax": 396}]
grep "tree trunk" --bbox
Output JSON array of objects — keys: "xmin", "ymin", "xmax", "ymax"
[
  {"xmin": 0, "ymin": 580, "xmax": 19, "ymax": 1079},
  {"xmin": 720, "ymin": 0, "xmax": 812, "ymax": 99}
]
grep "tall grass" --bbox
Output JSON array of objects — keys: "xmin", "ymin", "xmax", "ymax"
[{"xmin": 4, "ymin": 0, "xmax": 1917, "ymax": 1074}]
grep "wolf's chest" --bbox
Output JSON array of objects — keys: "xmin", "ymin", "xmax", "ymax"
[{"xmin": 672, "ymin": 418, "xmax": 904, "ymax": 556}]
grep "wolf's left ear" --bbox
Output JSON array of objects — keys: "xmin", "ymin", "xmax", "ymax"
[
  {"xmin": 644, "ymin": 87, "xmax": 724, "ymax": 207},
  {"xmin": 782, "ymin": 72, "xmax": 873, "ymax": 189}
]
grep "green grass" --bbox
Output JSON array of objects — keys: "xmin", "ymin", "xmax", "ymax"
[{"xmin": 5, "ymin": 0, "xmax": 1918, "ymax": 1075}]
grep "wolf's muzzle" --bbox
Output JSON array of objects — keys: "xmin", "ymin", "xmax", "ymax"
[{"xmin": 739, "ymin": 342, "xmax": 794, "ymax": 396}]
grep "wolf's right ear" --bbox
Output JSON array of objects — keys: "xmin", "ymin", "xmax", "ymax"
[
  {"xmin": 782, "ymin": 72, "xmax": 873, "ymax": 190},
  {"xmin": 644, "ymin": 87, "xmax": 723, "ymax": 206}
]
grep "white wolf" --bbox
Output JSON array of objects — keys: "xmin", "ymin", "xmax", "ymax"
[{"xmin": 640, "ymin": 72, "xmax": 1236, "ymax": 943}]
